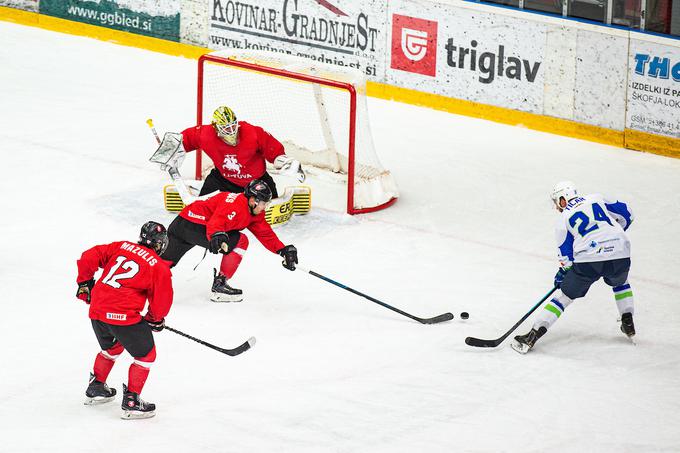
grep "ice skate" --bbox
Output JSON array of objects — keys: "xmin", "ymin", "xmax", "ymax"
[
  {"xmin": 210, "ymin": 269, "xmax": 243, "ymax": 303},
  {"xmin": 511, "ymin": 327, "xmax": 547, "ymax": 354},
  {"xmin": 84, "ymin": 373, "xmax": 117, "ymax": 405},
  {"xmin": 620, "ymin": 312, "xmax": 635, "ymax": 338},
  {"xmin": 120, "ymin": 384, "xmax": 156, "ymax": 420}
]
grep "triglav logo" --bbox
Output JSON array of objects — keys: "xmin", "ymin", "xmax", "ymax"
[
  {"xmin": 391, "ymin": 14, "xmax": 437, "ymax": 77},
  {"xmin": 401, "ymin": 28, "xmax": 428, "ymax": 62}
]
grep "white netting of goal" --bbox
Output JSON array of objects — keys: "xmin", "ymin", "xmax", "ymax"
[{"xmin": 199, "ymin": 50, "xmax": 398, "ymax": 213}]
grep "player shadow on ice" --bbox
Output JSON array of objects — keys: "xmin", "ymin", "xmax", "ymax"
[{"xmin": 532, "ymin": 330, "xmax": 640, "ymax": 355}]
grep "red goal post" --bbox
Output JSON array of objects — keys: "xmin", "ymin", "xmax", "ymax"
[{"xmin": 195, "ymin": 51, "xmax": 398, "ymax": 215}]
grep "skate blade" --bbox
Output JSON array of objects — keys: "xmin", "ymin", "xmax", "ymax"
[
  {"xmin": 84, "ymin": 395, "xmax": 115, "ymax": 406},
  {"xmin": 210, "ymin": 292, "xmax": 243, "ymax": 303},
  {"xmin": 120, "ymin": 410, "xmax": 156, "ymax": 420},
  {"xmin": 510, "ymin": 340, "xmax": 531, "ymax": 355}
]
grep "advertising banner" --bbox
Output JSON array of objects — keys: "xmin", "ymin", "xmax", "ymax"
[
  {"xmin": 208, "ymin": 0, "xmax": 387, "ymax": 79},
  {"xmin": 386, "ymin": 0, "xmax": 546, "ymax": 113},
  {"xmin": 626, "ymin": 39, "xmax": 680, "ymax": 138},
  {"xmin": 39, "ymin": 0, "xmax": 181, "ymax": 41}
]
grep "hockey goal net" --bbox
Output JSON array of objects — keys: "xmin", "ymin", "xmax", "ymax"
[{"xmin": 196, "ymin": 50, "xmax": 398, "ymax": 214}]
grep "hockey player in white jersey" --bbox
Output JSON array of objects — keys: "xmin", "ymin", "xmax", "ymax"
[{"xmin": 512, "ymin": 181, "xmax": 635, "ymax": 354}]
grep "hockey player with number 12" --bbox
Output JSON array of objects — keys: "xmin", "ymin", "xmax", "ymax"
[
  {"xmin": 76, "ymin": 221, "xmax": 173, "ymax": 419},
  {"xmin": 512, "ymin": 181, "xmax": 636, "ymax": 354}
]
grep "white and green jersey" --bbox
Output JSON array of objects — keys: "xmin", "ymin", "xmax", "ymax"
[{"xmin": 555, "ymin": 193, "xmax": 633, "ymax": 266}]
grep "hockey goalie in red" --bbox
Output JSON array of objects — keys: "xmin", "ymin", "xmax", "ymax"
[
  {"xmin": 181, "ymin": 105, "xmax": 304, "ymax": 197},
  {"xmin": 161, "ymin": 179, "xmax": 298, "ymax": 302},
  {"xmin": 76, "ymin": 221, "xmax": 172, "ymax": 420}
]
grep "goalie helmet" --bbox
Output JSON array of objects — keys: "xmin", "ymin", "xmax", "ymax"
[
  {"xmin": 138, "ymin": 221, "xmax": 169, "ymax": 255},
  {"xmin": 244, "ymin": 179, "xmax": 273, "ymax": 204},
  {"xmin": 550, "ymin": 181, "xmax": 578, "ymax": 209},
  {"xmin": 212, "ymin": 106, "xmax": 239, "ymax": 145}
]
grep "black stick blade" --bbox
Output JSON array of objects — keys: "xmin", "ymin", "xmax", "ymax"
[
  {"xmin": 219, "ymin": 336, "xmax": 256, "ymax": 356},
  {"xmin": 419, "ymin": 312, "xmax": 454, "ymax": 324},
  {"xmin": 465, "ymin": 336, "xmax": 502, "ymax": 348}
]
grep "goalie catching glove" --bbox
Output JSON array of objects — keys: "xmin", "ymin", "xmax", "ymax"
[
  {"xmin": 274, "ymin": 155, "xmax": 305, "ymax": 183},
  {"xmin": 76, "ymin": 279, "xmax": 95, "ymax": 304},
  {"xmin": 278, "ymin": 245, "xmax": 298, "ymax": 271}
]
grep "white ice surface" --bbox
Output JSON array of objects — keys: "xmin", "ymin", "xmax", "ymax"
[{"xmin": 1, "ymin": 21, "xmax": 680, "ymax": 453}]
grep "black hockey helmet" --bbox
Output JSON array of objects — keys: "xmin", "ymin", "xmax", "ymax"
[
  {"xmin": 138, "ymin": 221, "xmax": 169, "ymax": 255},
  {"xmin": 244, "ymin": 179, "xmax": 273, "ymax": 204}
]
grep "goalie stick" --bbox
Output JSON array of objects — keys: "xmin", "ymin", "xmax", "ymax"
[
  {"xmin": 464, "ymin": 286, "xmax": 558, "ymax": 348},
  {"xmin": 165, "ymin": 325, "xmax": 256, "ymax": 357},
  {"xmin": 296, "ymin": 265, "xmax": 454, "ymax": 324}
]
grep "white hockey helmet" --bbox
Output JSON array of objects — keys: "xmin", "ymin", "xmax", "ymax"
[{"xmin": 550, "ymin": 181, "xmax": 578, "ymax": 209}]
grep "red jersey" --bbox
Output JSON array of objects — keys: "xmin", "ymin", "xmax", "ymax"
[
  {"xmin": 76, "ymin": 241, "xmax": 173, "ymax": 326},
  {"xmin": 179, "ymin": 192, "xmax": 285, "ymax": 253},
  {"xmin": 182, "ymin": 121, "xmax": 285, "ymax": 188}
]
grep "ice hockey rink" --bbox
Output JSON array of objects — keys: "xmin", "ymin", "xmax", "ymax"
[{"xmin": 2, "ymin": 20, "xmax": 680, "ymax": 452}]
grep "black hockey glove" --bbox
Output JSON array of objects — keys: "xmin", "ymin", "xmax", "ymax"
[
  {"xmin": 209, "ymin": 232, "xmax": 230, "ymax": 254},
  {"xmin": 553, "ymin": 267, "xmax": 571, "ymax": 288},
  {"xmin": 278, "ymin": 245, "xmax": 298, "ymax": 271},
  {"xmin": 144, "ymin": 315, "xmax": 165, "ymax": 332},
  {"xmin": 76, "ymin": 279, "xmax": 95, "ymax": 304}
]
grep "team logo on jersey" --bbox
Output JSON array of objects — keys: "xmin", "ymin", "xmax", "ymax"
[
  {"xmin": 390, "ymin": 14, "xmax": 437, "ymax": 77},
  {"xmin": 222, "ymin": 155, "xmax": 243, "ymax": 174}
]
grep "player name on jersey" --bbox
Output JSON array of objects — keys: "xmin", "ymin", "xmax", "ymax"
[{"xmin": 120, "ymin": 242, "xmax": 159, "ymax": 266}]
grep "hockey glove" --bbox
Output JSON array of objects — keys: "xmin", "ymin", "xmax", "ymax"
[
  {"xmin": 144, "ymin": 315, "xmax": 165, "ymax": 332},
  {"xmin": 76, "ymin": 279, "xmax": 95, "ymax": 304},
  {"xmin": 209, "ymin": 232, "xmax": 231, "ymax": 254},
  {"xmin": 278, "ymin": 245, "xmax": 298, "ymax": 271},
  {"xmin": 553, "ymin": 267, "xmax": 571, "ymax": 288}
]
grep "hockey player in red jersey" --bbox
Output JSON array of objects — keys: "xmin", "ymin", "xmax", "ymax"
[
  {"xmin": 161, "ymin": 179, "xmax": 298, "ymax": 302},
  {"xmin": 76, "ymin": 221, "xmax": 173, "ymax": 420},
  {"xmin": 181, "ymin": 106, "xmax": 304, "ymax": 198}
]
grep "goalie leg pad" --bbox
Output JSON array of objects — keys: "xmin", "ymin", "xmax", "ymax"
[{"xmin": 265, "ymin": 186, "xmax": 312, "ymax": 226}]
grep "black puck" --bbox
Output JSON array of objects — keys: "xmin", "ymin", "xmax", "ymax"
[{"xmin": 460, "ymin": 312, "xmax": 469, "ymax": 320}]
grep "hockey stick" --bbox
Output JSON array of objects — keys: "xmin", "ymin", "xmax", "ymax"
[
  {"xmin": 296, "ymin": 265, "xmax": 454, "ymax": 324},
  {"xmin": 146, "ymin": 118, "xmax": 162, "ymax": 143},
  {"xmin": 464, "ymin": 286, "xmax": 558, "ymax": 348},
  {"xmin": 165, "ymin": 326, "xmax": 256, "ymax": 357}
]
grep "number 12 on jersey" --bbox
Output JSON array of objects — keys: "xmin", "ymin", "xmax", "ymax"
[
  {"xmin": 569, "ymin": 203, "xmax": 613, "ymax": 237},
  {"xmin": 101, "ymin": 256, "xmax": 140, "ymax": 288}
]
